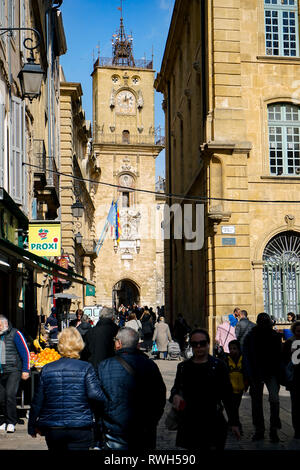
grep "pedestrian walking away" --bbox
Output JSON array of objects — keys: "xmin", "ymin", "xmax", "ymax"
[
  {"xmin": 140, "ymin": 309, "xmax": 154, "ymax": 351},
  {"xmin": 81, "ymin": 306, "xmax": 119, "ymax": 449},
  {"xmin": 152, "ymin": 316, "xmax": 172, "ymax": 359},
  {"xmin": 235, "ymin": 310, "xmax": 255, "ymax": 352},
  {"xmin": 243, "ymin": 312, "xmax": 282, "ymax": 443},
  {"xmin": 0, "ymin": 315, "xmax": 30, "ymax": 434},
  {"xmin": 96, "ymin": 327, "xmax": 166, "ymax": 450},
  {"xmin": 76, "ymin": 314, "xmax": 92, "ymax": 338},
  {"xmin": 28, "ymin": 327, "xmax": 104, "ymax": 451},
  {"xmin": 125, "ymin": 313, "xmax": 142, "ymax": 334},
  {"xmin": 169, "ymin": 328, "xmax": 241, "ymax": 450},
  {"xmin": 81, "ymin": 306, "xmax": 119, "ymax": 367}
]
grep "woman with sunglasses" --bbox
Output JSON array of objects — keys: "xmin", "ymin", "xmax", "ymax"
[{"xmin": 169, "ymin": 328, "xmax": 241, "ymax": 450}]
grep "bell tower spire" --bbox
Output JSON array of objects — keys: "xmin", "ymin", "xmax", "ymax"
[{"xmin": 112, "ymin": 1, "xmax": 135, "ymax": 67}]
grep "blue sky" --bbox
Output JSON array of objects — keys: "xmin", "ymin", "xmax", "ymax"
[{"xmin": 60, "ymin": 0, "xmax": 175, "ymax": 179}]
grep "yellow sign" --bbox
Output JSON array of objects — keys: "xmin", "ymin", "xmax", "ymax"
[{"xmin": 28, "ymin": 223, "xmax": 61, "ymax": 256}]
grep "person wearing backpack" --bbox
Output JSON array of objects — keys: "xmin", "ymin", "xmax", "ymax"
[
  {"xmin": 226, "ymin": 340, "xmax": 248, "ymax": 435},
  {"xmin": 169, "ymin": 328, "xmax": 241, "ymax": 450}
]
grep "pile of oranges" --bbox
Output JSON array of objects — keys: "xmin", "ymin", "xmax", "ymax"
[{"xmin": 31, "ymin": 348, "xmax": 61, "ymax": 369}]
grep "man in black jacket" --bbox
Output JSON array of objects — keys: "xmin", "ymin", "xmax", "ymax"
[
  {"xmin": 243, "ymin": 312, "xmax": 282, "ymax": 443},
  {"xmin": 97, "ymin": 327, "xmax": 166, "ymax": 450},
  {"xmin": 81, "ymin": 306, "xmax": 119, "ymax": 449},
  {"xmin": 235, "ymin": 310, "xmax": 255, "ymax": 352},
  {"xmin": 82, "ymin": 306, "xmax": 119, "ymax": 368}
]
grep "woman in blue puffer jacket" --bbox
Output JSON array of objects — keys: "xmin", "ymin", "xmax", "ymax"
[{"xmin": 28, "ymin": 327, "xmax": 106, "ymax": 451}]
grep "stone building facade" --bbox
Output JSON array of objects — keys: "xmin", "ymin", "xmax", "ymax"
[
  {"xmin": 59, "ymin": 70, "xmax": 99, "ymax": 311},
  {"xmin": 155, "ymin": 0, "xmax": 300, "ymax": 335},
  {"xmin": 91, "ymin": 18, "xmax": 164, "ymax": 309},
  {"xmin": 0, "ymin": 0, "xmax": 67, "ymax": 333}
]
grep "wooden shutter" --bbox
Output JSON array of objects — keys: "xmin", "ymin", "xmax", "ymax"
[
  {"xmin": 10, "ymin": 96, "xmax": 24, "ymax": 204},
  {"xmin": 0, "ymin": 101, "xmax": 4, "ymax": 187}
]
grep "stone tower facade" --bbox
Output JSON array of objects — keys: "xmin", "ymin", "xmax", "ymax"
[{"xmin": 91, "ymin": 17, "xmax": 164, "ymax": 309}]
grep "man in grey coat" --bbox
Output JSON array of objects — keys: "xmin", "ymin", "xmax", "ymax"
[{"xmin": 235, "ymin": 310, "xmax": 255, "ymax": 352}]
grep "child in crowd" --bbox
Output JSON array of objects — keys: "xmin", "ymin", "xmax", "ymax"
[{"xmin": 226, "ymin": 339, "xmax": 248, "ymax": 435}]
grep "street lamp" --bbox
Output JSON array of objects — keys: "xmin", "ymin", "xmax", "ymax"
[
  {"xmin": 18, "ymin": 54, "xmax": 44, "ymax": 102},
  {"xmin": 0, "ymin": 27, "xmax": 44, "ymax": 102},
  {"xmin": 71, "ymin": 199, "xmax": 84, "ymax": 219},
  {"xmin": 75, "ymin": 232, "xmax": 83, "ymax": 245}
]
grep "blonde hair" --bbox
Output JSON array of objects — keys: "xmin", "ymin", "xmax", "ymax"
[{"xmin": 58, "ymin": 327, "xmax": 84, "ymax": 359}]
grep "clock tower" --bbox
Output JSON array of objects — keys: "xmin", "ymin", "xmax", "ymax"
[{"xmin": 91, "ymin": 15, "xmax": 164, "ymax": 309}]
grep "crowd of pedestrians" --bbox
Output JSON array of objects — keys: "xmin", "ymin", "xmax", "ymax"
[
  {"xmin": 213, "ymin": 308, "xmax": 300, "ymax": 443},
  {"xmin": 0, "ymin": 306, "xmax": 299, "ymax": 451}
]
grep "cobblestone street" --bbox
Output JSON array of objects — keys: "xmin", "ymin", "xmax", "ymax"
[{"xmin": 0, "ymin": 357, "xmax": 299, "ymax": 452}]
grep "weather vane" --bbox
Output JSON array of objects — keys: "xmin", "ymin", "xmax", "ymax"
[{"xmin": 117, "ymin": 0, "xmax": 123, "ymax": 18}]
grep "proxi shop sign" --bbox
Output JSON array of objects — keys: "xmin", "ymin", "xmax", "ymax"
[{"xmin": 28, "ymin": 222, "xmax": 61, "ymax": 256}]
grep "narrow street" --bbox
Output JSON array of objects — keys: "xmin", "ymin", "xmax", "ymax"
[{"xmin": 0, "ymin": 357, "xmax": 298, "ymax": 452}]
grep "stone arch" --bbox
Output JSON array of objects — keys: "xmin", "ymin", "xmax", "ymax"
[
  {"xmin": 254, "ymin": 224, "xmax": 300, "ymax": 262},
  {"xmin": 112, "ymin": 277, "xmax": 141, "ymax": 309}
]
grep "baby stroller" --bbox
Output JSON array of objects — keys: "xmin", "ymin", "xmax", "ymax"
[{"xmin": 167, "ymin": 341, "xmax": 181, "ymax": 360}]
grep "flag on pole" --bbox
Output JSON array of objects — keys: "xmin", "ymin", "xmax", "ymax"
[
  {"xmin": 95, "ymin": 200, "xmax": 116, "ymax": 255},
  {"xmin": 115, "ymin": 200, "xmax": 121, "ymax": 244},
  {"xmin": 107, "ymin": 200, "xmax": 116, "ymax": 227}
]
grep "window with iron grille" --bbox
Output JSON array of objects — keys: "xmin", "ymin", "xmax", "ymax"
[
  {"xmin": 268, "ymin": 103, "xmax": 300, "ymax": 175},
  {"xmin": 263, "ymin": 231, "xmax": 300, "ymax": 320},
  {"xmin": 264, "ymin": 0, "xmax": 299, "ymax": 56}
]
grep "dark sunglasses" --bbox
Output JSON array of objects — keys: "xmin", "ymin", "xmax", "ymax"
[{"xmin": 190, "ymin": 340, "xmax": 208, "ymax": 347}]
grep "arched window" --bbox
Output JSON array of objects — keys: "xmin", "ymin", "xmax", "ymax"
[
  {"xmin": 264, "ymin": 0, "xmax": 299, "ymax": 57},
  {"xmin": 268, "ymin": 103, "xmax": 300, "ymax": 175},
  {"xmin": 263, "ymin": 231, "xmax": 300, "ymax": 320},
  {"xmin": 118, "ymin": 173, "xmax": 134, "ymax": 208}
]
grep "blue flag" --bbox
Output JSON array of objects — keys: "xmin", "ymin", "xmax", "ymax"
[{"xmin": 107, "ymin": 201, "xmax": 116, "ymax": 227}]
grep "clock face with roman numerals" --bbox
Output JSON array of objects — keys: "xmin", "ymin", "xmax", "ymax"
[{"xmin": 116, "ymin": 90, "xmax": 136, "ymax": 114}]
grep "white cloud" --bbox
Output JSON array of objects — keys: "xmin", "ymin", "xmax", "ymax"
[{"xmin": 159, "ymin": 0, "xmax": 173, "ymax": 11}]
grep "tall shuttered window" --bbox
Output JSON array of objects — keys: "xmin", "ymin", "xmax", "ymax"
[
  {"xmin": 268, "ymin": 103, "xmax": 300, "ymax": 176},
  {"xmin": 0, "ymin": 99, "xmax": 4, "ymax": 188},
  {"xmin": 10, "ymin": 96, "xmax": 24, "ymax": 204},
  {"xmin": 264, "ymin": 0, "xmax": 299, "ymax": 56}
]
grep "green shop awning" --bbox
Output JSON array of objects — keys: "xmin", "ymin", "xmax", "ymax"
[{"xmin": 0, "ymin": 237, "xmax": 88, "ymax": 285}]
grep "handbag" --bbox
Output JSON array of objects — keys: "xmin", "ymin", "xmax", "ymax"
[
  {"xmin": 165, "ymin": 405, "xmax": 180, "ymax": 431},
  {"xmin": 151, "ymin": 341, "xmax": 158, "ymax": 353},
  {"xmin": 165, "ymin": 363, "xmax": 185, "ymax": 431}
]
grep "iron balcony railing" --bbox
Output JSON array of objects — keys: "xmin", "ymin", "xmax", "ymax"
[
  {"xmin": 95, "ymin": 133, "xmax": 165, "ymax": 146},
  {"xmin": 33, "ymin": 140, "xmax": 59, "ymax": 196},
  {"xmin": 46, "ymin": 156, "xmax": 59, "ymax": 196},
  {"xmin": 33, "ymin": 139, "xmax": 46, "ymax": 173},
  {"xmin": 96, "ymin": 56, "xmax": 153, "ymax": 70}
]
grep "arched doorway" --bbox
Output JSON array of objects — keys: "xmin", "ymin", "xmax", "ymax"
[
  {"xmin": 112, "ymin": 279, "xmax": 140, "ymax": 310},
  {"xmin": 263, "ymin": 231, "xmax": 300, "ymax": 320}
]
